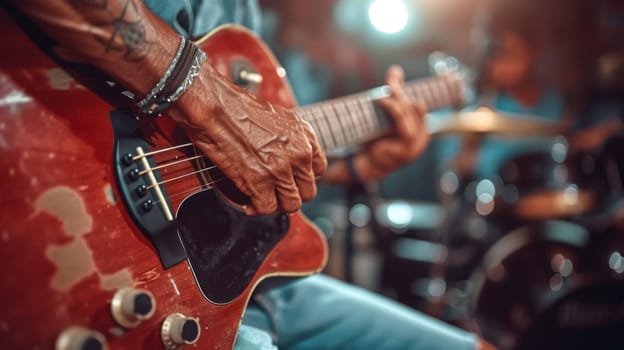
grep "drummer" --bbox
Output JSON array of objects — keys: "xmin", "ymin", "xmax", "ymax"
[
  {"xmin": 439, "ymin": 0, "xmax": 623, "ymax": 179},
  {"xmin": 437, "ymin": 1, "xmax": 566, "ymax": 179}
]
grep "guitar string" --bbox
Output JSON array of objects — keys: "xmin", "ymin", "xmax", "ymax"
[
  {"xmin": 130, "ymin": 89, "xmax": 376, "ymax": 180},
  {"xmin": 152, "ymin": 178, "xmax": 228, "ymax": 204},
  {"xmin": 130, "ymin": 76, "xmax": 456, "ymax": 163},
  {"xmin": 131, "ymin": 142, "xmax": 194, "ymax": 160},
  {"xmin": 136, "ymin": 76, "xmax": 460, "ymax": 194},
  {"xmin": 299, "ymin": 76, "xmax": 455, "ymax": 127},
  {"xmin": 131, "ymin": 105, "xmax": 371, "ymax": 186},
  {"xmin": 145, "ymin": 164, "xmax": 218, "ymax": 190},
  {"xmin": 139, "ymin": 154, "xmax": 205, "ymax": 175}
]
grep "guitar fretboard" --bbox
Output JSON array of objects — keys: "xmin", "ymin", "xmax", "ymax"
[{"xmin": 296, "ymin": 74, "xmax": 464, "ymax": 153}]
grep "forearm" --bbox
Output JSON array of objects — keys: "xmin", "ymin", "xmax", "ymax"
[
  {"xmin": 11, "ymin": 0, "xmax": 178, "ymax": 97},
  {"xmin": 9, "ymin": 0, "xmax": 327, "ymax": 217}
]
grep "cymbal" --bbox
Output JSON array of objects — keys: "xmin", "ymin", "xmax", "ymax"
[
  {"xmin": 427, "ymin": 106, "xmax": 564, "ymax": 137},
  {"xmin": 509, "ymin": 189, "xmax": 598, "ymax": 220}
]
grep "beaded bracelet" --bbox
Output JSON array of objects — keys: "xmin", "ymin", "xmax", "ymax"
[{"xmin": 136, "ymin": 36, "xmax": 206, "ymax": 117}]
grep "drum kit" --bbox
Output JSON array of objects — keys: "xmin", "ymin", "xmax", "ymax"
[{"xmin": 380, "ymin": 106, "xmax": 624, "ymax": 349}]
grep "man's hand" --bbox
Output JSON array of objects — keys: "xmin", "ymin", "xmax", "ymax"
[
  {"xmin": 171, "ymin": 64, "xmax": 327, "ymax": 215},
  {"xmin": 12, "ymin": 0, "xmax": 327, "ymax": 216},
  {"xmin": 324, "ymin": 65, "xmax": 429, "ymax": 183}
]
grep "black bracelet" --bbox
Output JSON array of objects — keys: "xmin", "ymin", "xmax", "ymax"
[
  {"xmin": 136, "ymin": 36, "xmax": 206, "ymax": 117},
  {"xmin": 346, "ymin": 154, "xmax": 362, "ymax": 183}
]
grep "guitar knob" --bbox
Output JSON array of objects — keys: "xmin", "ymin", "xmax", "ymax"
[
  {"xmin": 111, "ymin": 287, "xmax": 156, "ymax": 328},
  {"xmin": 161, "ymin": 313, "xmax": 201, "ymax": 349},
  {"xmin": 55, "ymin": 326, "xmax": 107, "ymax": 350}
]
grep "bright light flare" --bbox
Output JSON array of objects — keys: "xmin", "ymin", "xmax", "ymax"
[{"xmin": 368, "ymin": 0, "xmax": 409, "ymax": 34}]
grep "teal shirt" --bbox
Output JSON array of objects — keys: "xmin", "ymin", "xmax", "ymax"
[{"xmin": 144, "ymin": 0, "xmax": 261, "ymax": 37}]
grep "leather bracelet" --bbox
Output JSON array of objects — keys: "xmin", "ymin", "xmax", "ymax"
[
  {"xmin": 136, "ymin": 36, "xmax": 206, "ymax": 117},
  {"xmin": 136, "ymin": 36, "xmax": 186, "ymax": 113}
]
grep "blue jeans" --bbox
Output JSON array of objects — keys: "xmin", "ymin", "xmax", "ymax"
[{"xmin": 234, "ymin": 274, "xmax": 477, "ymax": 349}]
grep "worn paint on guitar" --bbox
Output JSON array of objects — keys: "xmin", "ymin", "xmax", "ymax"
[{"xmin": 0, "ymin": 9, "xmax": 327, "ymax": 349}]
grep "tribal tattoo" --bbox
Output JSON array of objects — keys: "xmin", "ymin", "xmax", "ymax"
[{"xmin": 72, "ymin": 0, "xmax": 154, "ymax": 62}]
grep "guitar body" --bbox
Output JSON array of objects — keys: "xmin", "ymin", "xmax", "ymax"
[{"xmin": 0, "ymin": 9, "xmax": 327, "ymax": 350}]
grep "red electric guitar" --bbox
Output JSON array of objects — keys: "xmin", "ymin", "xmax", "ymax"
[{"xmin": 0, "ymin": 8, "xmax": 467, "ymax": 350}]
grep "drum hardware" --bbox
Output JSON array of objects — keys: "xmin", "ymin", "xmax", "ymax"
[
  {"xmin": 381, "ymin": 106, "xmax": 624, "ymax": 344},
  {"xmin": 470, "ymin": 221, "xmax": 624, "ymax": 350}
]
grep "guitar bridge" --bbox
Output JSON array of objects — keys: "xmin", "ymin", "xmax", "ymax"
[{"xmin": 110, "ymin": 109, "xmax": 186, "ymax": 268}]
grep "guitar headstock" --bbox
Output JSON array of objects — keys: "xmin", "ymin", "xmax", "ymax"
[{"xmin": 428, "ymin": 51, "xmax": 476, "ymax": 107}]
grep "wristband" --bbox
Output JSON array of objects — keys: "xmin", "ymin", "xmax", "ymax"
[
  {"xmin": 136, "ymin": 36, "xmax": 206, "ymax": 117},
  {"xmin": 346, "ymin": 154, "xmax": 362, "ymax": 183}
]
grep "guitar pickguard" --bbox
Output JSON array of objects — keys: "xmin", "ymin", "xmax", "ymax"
[{"xmin": 177, "ymin": 190, "xmax": 289, "ymax": 304}]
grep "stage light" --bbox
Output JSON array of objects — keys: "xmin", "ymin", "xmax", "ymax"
[
  {"xmin": 386, "ymin": 201, "xmax": 413, "ymax": 227},
  {"xmin": 368, "ymin": 0, "xmax": 408, "ymax": 34}
]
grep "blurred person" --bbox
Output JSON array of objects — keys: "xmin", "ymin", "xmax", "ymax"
[
  {"xmin": 443, "ymin": 0, "xmax": 622, "ymax": 178},
  {"xmin": 443, "ymin": 1, "xmax": 566, "ymax": 178}
]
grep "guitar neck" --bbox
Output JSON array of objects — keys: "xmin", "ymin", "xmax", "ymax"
[{"xmin": 296, "ymin": 74, "xmax": 464, "ymax": 153}]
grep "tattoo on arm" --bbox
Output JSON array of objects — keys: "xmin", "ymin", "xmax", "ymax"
[{"xmin": 71, "ymin": 0, "xmax": 154, "ymax": 62}]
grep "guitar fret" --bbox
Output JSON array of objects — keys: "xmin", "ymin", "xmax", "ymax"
[
  {"xmin": 366, "ymin": 99, "xmax": 381, "ymax": 135},
  {"xmin": 404, "ymin": 83, "xmax": 419, "ymax": 104},
  {"xmin": 309, "ymin": 106, "xmax": 335, "ymax": 150},
  {"xmin": 433, "ymin": 79, "xmax": 447, "ymax": 110},
  {"xmin": 333, "ymin": 102, "xmax": 357, "ymax": 145},
  {"xmin": 323, "ymin": 103, "xmax": 347, "ymax": 147},
  {"xmin": 441, "ymin": 78, "xmax": 455, "ymax": 107},
  {"xmin": 407, "ymin": 84, "xmax": 422, "ymax": 107},
  {"xmin": 347, "ymin": 99, "xmax": 366, "ymax": 142},
  {"xmin": 443, "ymin": 75, "xmax": 459, "ymax": 106},
  {"xmin": 435, "ymin": 79, "xmax": 452, "ymax": 109},
  {"xmin": 413, "ymin": 84, "xmax": 427, "ymax": 107},
  {"xmin": 405, "ymin": 77, "xmax": 457, "ymax": 112},
  {"xmin": 350, "ymin": 99, "xmax": 366, "ymax": 143},
  {"xmin": 435, "ymin": 77, "xmax": 449, "ymax": 106},
  {"xmin": 295, "ymin": 74, "xmax": 465, "ymax": 153},
  {"xmin": 301, "ymin": 109, "xmax": 328, "ymax": 150},
  {"xmin": 350, "ymin": 98, "xmax": 366, "ymax": 138},
  {"xmin": 429, "ymin": 80, "xmax": 442, "ymax": 109},
  {"xmin": 322, "ymin": 104, "xmax": 347, "ymax": 149},
  {"xmin": 340, "ymin": 99, "xmax": 357, "ymax": 144},
  {"xmin": 414, "ymin": 85, "xmax": 427, "ymax": 109},
  {"xmin": 323, "ymin": 107, "xmax": 342, "ymax": 150},
  {"xmin": 357, "ymin": 97, "xmax": 376, "ymax": 137},
  {"xmin": 422, "ymin": 82, "xmax": 434, "ymax": 110}
]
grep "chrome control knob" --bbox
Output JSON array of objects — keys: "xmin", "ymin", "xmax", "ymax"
[
  {"xmin": 111, "ymin": 287, "xmax": 156, "ymax": 328},
  {"xmin": 55, "ymin": 326, "xmax": 107, "ymax": 350},
  {"xmin": 161, "ymin": 313, "xmax": 201, "ymax": 349}
]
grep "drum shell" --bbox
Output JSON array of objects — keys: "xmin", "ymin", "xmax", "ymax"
[{"xmin": 471, "ymin": 221, "xmax": 624, "ymax": 349}]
